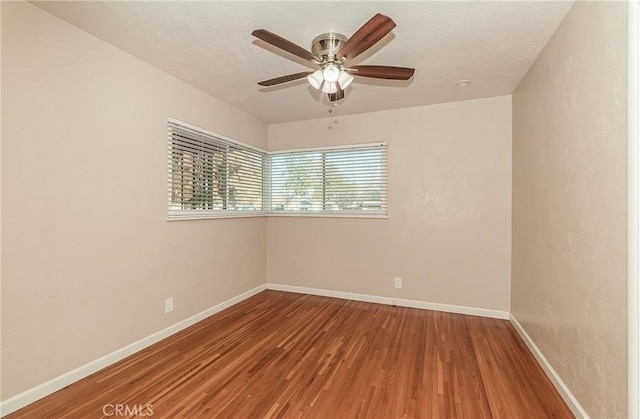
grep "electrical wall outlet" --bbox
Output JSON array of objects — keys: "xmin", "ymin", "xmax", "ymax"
[
  {"xmin": 164, "ymin": 297, "xmax": 174, "ymax": 314},
  {"xmin": 394, "ymin": 277, "xmax": 402, "ymax": 288}
]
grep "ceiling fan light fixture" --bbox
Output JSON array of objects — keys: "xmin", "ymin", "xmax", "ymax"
[
  {"xmin": 337, "ymin": 70, "xmax": 354, "ymax": 89},
  {"xmin": 253, "ymin": 14, "xmax": 416, "ymax": 106},
  {"xmin": 307, "ymin": 69, "xmax": 324, "ymax": 89},
  {"xmin": 322, "ymin": 81, "xmax": 338, "ymax": 94},
  {"xmin": 323, "ymin": 64, "xmax": 340, "ymax": 83}
]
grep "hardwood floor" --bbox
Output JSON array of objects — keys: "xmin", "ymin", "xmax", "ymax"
[{"xmin": 7, "ymin": 291, "xmax": 572, "ymax": 418}]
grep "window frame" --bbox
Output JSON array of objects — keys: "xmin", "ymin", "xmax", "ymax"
[
  {"xmin": 268, "ymin": 142, "xmax": 388, "ymax": 218},
  {"xmin": 167, "ymin": 118, "xmax": 389, "ymax": 220},
  {"xmin": 167, "ymin": 118, "xmax": 268, "ymax": 220}
]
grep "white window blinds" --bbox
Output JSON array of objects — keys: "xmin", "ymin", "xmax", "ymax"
[
  {"xmin": 167, "ymin": 121, "xmax": 267, "ymax": 219},
  {"xmin": 270, "ymin": 143, "xmax": 388, "ymax": 216}
]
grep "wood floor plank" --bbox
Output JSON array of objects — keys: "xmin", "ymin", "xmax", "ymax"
[{"xmin": 6, "ymin": 291, "xmax": 572, "ymax": 418}]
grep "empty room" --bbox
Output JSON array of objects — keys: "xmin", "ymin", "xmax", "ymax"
[{"xmin": 1, "ymin": 1, "xmax": 638, "ymax": 418}]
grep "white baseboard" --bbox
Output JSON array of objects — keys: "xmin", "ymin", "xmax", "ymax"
[
  {"xmin": 266, "ymin": 283, "xmax": 510, "ymax": 320},
  {"xmin": 509, "ymin": 314, "xmax": 589, "ymax": 419},
  {"xmin": 0, "ymin": 284, "xmax": 267, "ymax": 417}
]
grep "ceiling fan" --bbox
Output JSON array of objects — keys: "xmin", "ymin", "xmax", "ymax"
[{"xmin": 252, "ymin": 13, "xmax": 415, "ymax": 103}]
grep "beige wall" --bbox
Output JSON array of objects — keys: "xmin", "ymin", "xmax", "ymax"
[
  {"xmin": 268, "ymin": 96, "xmax": 512, "ymax": 312},
  {"xmin": 1, "ymin": 2, "xmax": 267, "ymax": 399},
  {"xmin": 0, "ymin": 0, "xmax": 4, "ymax": 403},
  {"xmin": 512, "ymin": 2, "xmax": 627, "ymax": 417}
]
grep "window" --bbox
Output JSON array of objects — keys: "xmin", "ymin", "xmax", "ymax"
[
  {"xmin": 270, "ymin": 143, "xmax": 388, "ymax": 216},
  {"xmin": 167, "ymin": 120, "xmax": 267, "ymax": 219},
  {"xmin": 167, "ymin": 120, "xmax": 387, "ymax": 219}
]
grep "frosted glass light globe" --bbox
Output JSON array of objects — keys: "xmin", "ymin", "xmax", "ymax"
[
  {"xmin": 337, "ymin": 70, "xmax": 354, "ymax": 89},
  {"xmin": 307, "ymin": 69, "xmax": 323, "ymax": 89},
  {"xmin": 323, "ymin": 64, "xmax": 340, "ymax": 83},
  {"xmin": 322, "ymin": 82, "xmax": 338, "ymax": 94}
]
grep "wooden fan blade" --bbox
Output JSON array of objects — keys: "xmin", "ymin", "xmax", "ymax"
[
  {"xmin": 351, "ymin": 65, "xmax": 415, "ymax": 80},
  {"xmin": 252, "ymin": 29, "xmax": 319, "ymax": 62},
  {"xmin": 337, "ymin": 14, "xmax": 396, "ymax": 60},
  {"xmin": 328, "ymin": 85, "xmax": 344, "ymax": 102},
  {"xmin": 258, "ymin": 72, "xmax": 312, "ymax": 87}
]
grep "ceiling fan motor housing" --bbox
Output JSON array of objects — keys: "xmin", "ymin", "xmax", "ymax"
[{"xmin": 311, "ymin": 33, "xmax": 347, "ymax": 60}]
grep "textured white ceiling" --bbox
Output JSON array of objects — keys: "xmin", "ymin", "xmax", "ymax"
[{"xmin": 32, "ymin": 1, "xmax": 573, "ymax": 124}]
